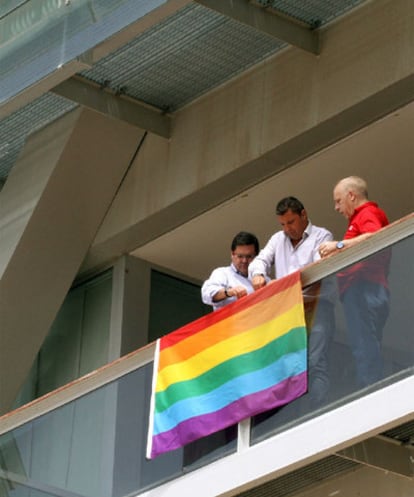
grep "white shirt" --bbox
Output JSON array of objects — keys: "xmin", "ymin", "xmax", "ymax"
[
  {"xmin": 248, "ymin": 222, "xmax": 333, "ymax": 280},
  {"xmin": 201, "ymin": 264, "xmax": 254, "ymax": 311}
]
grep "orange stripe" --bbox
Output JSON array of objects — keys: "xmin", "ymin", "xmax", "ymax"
[
  {"xmin": 158, "ymin": 278, "xmax": 302, "ymax": 371},
  {"xmin": 160, "ymin": 271, "xmax": 301, "ymax": 351}
]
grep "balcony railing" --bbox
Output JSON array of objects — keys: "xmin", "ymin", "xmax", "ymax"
[{"xmin": 0, "ymin": 213, "xmax": 413, "ymax": 497}]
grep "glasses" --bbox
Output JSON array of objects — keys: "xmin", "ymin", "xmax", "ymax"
[{"xmin": 232, "ymin": 254, "xmax": 255, "ymax": 260}]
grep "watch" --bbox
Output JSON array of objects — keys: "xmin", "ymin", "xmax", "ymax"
[{"xmin": 336, "ymin": 241, "xmax": 345, "ymax": 249}]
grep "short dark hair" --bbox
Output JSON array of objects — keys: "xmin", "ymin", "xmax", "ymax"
[
  {"xmin": 276, "ymin": 196, "xmax": 305, "ymax": 216},
  {"xmin": 231, "ymin": 231, "xmax": 259, "ymax": 254}
]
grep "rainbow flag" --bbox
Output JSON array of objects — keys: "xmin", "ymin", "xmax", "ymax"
[{"xmin": 146, "ymin": 271, "xmax": 307, "ymax": 459}]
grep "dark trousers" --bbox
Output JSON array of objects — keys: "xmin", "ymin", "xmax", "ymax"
[
  {"xmin": 342, "ymin": 281, "xmax": 390, "ymax": 388},
  {"xmin": 306, "ymin": 298, "xmax": 335, "ymax": 408}
]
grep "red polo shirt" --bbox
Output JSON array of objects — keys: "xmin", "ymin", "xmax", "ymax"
[
  {"xmin": 344, "ymin": 201, "xmax": 389, "ymax": 240},
  {"xmin": 338, "ymin": 202, "xmax": 390, "ymax": 295}
]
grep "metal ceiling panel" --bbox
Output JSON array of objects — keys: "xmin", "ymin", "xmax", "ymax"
[
  {"xmin": 235, "ymin": 421, "xmax": 414, "ymax": 497},
  {"xmin": 0, "ymin": 94, "xmax": 77, "ymax": 182},
  {"xmin": 256, "ymin": 0, "xmax": 368, "ymax": 28},
  {"xmin": 382, "ymin": 420, "xmax": 414, "ymax": 445},
  {"xmin": 79, "ymin": 3, "xmax": 285, "ymax": 112},
  {"xmin": 236, "ymin": 455, "xmax": 359, "ymax": 497},
  {"xmin": 0, "ymin": 0, "xmax": 372, "ymax": 184}
]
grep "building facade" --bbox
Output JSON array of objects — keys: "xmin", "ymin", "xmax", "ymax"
[{"xmin": 0, "ymin": 1, "xmax": 413, "ymax": 496}]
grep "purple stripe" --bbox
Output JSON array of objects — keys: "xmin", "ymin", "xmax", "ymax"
[{"xmin": 149, "ymin": 371, "xmax": 307, "ymax": 458}]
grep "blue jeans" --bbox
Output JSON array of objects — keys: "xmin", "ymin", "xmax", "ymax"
[{"xmin": 342, "ymin": 281, "xmax": 390, "ymax": 388}]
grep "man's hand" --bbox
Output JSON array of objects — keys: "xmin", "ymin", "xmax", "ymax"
[
  {"xmin": 319, "ymin": 232, "xmax": 373, "ymax": 258},
  {"xmin": 251, "ymin": 275, "xmax": 266, "ymax": 291},
  {"xmin": 319, "ymin": 241, "xmax": 340, "ymax": 258},
  {"xmin": 228, "ymin": 286, "xmax": 248, "ymax": 299},
  {"xmin": 213, "ymin": 286, "xmax": 247, "ymax": 303}
]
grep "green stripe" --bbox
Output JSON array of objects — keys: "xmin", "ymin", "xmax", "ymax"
[{"xmin": 155, "ymin": 326, "xmax": 306, "ymax": 413}]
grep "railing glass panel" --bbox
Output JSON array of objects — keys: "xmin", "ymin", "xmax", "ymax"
[
  {"xmin": 0, "ymin": 479, "xmax": 61, "ymax": 497},
  {"xmin": 0, "ymin": 363, "xmax": 236, "ymax": 497},
  {"xmin": 0, "ymin": 229, "xmax": 412, "ymax": 497},
  {"xmin": 251, "ymin": 234, "xmax": 414, "ymax": 443}
]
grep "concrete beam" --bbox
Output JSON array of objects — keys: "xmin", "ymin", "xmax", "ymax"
[
  {"xmin": 194, "ymin": 0, "xmax": 320, "ymax": 54},
  {"xmin": 80, "ymin": 73, "xmax": 414, "ymax": 276},
  {"xmin": 52, "ymin": 76, "xmax": 171, "ymax": 138},
  {"xmin": 337, "ymin": 435, "xmax": 414, "ymax": 479},
  {"xmin": 0, "ymin": 108, "xmax": 144, "ymax": 414}
]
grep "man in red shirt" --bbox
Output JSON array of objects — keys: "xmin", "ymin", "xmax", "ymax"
[{"xmin": 319, "ymin": 176, "xmax": 390, "ymax": 387}]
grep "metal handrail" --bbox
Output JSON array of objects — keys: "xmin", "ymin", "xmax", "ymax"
[{"xmin": 0, "ymin": 212, "xmax": 412, "ymax": 436}]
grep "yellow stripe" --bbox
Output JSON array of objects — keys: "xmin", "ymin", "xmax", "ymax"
[
  {"xmin": 159, "ymin": 281, "xmax": 301, "ymax": 370},
  {"xmin": 156, "ymin": 302, "xmax": 305, "ymax": 392}
]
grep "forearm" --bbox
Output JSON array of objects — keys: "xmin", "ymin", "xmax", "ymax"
[
  {"xmin": 251, "ymin": 274, "xmax": 267, "ymax": 290},
  {"xmin": 343, "ymin": 233, "xmax": 372, "ymax": 247},
  {"xmin": 248, "ymin": 242, "xmax": 274, "ymax": 278},
  {"xmin": 212, "ymin": 288, "xmax": 231, "ymax": 302},
  {"xmin": 319, "ymin": 232, "xmax": 373, "ymax": 258},
  {"xmin": 213, "ymin": 286, "xmax": 248, "ymax": 301}
]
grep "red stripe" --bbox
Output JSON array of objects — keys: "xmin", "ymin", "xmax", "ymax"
[{"xmin": 160, "ymin": 271, "xmax": 301, "ymax": 351}]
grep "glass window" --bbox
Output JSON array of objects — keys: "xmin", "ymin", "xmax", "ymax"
[
  {"xmin": 148, "ymin": 270, "xmax": 209, "ymax": 342},
  {"xmin": 251, "ymin": 236, "xmax": 414, "ymax": 444},
  {"xmin": 15, "ymin": 270, "xmax": 113, "ymax": 408}
]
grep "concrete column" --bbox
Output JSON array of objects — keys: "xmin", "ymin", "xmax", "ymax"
[{"xmin": 0, "ymin": 107, "xmax": 144, "ymax": 413}]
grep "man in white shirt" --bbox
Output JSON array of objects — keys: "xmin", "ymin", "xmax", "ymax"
[
  {"xmin": 195, "ymin": 231, "xmax": 260, "ymax": 464},
  {"xmin": 201, "ymin": 231, "xmax": 259, "ymax": 311},
  {"xmin": 249, "ymin": 196, "xmax": 335, "ymax": 409}
]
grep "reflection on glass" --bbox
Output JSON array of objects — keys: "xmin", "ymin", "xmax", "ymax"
[
  {"xmin": 0, "ymin": 363, "xmax": 236, "ymax": 497},
  {"xmin": 0, "ymin": 0, "xmax": 166, "ymax": 103},
  {"xmin": 251, "ymin": 235, "xmax": 414, "ymax": 443},
  {"xmin": 338, "ymin": 247, "xmax": 391, "ymax": 387},
  {"xmin": 0, "ymin": 234, "xmax": 412, "ymax": 496},
  {"xmin": 0, "ymin": 478, "xmax": 62, "ymax": 497}
]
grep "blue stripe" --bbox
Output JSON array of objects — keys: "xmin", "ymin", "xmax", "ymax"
[{"xmin": 153, "ymin": 348, "xmax": 306, "ymax": 435}]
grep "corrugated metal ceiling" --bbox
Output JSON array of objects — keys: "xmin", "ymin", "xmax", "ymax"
[
  {"xmin": 237, "ymin": 456, "xmax": 360, "ymax": 497},
  {"xmin": 256, "ymin": 0, "xmax": 366, "ymax": 27},
  {"xmin": 236, "ymin": 420, "xmax": 414, "ymax": 497},
  {"xmin": 0, "ymin": 94, "xmax": 77, "ymax": 183},
  {"xmin": 79, "ymin": 3, "xmax": 284, "ymax": 112},
  {"xmin": 0, "ymin": 0, "xmax": 368, "ymax": 183}
]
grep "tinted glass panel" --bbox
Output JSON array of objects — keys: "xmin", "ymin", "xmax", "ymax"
[
  {"xmin": 1, "ymin": 234, "xmax": 412, "ymax": 497},
  {"xmin": 251, "ymin": 236, "xmax": 414, "ymax": 442}
]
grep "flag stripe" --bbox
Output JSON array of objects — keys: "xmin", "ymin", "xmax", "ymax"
[
  {"xmin": 156, "ymin": 302, "xmax": 304, "ymax": 392},
  {"xmin": 155, "ymin": 325, "xmax": 306, "ymax": 412},
  {"xmin": 159, "ymin": 272, "xmax": 301, "ymax": 352},
  {"xmin": 159, "ymin": 280, "xmax": 300, "ymax": 369},
  {"xmin": 150, "ymin": 371, "xmax": 307, "ymax": 458},
  {"xmin": 147, "ymin": 271, "xmax": 307, "ymax": 459},
  {"xmin": 153, "ymin": 347, "xmax": 306, "ymax": 435},
  {"xmin": 145, "ymin": 338, "xmax": 160, "ymax": 460}
]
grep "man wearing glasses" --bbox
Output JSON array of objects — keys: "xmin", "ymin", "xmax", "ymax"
[
  {"xmin": 201, "ymin": 231, "xmax": 260, "ymax": 311},
  {"xmin": 318, "ymin": 176, "xmax": 390, "ymax": 387}
]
